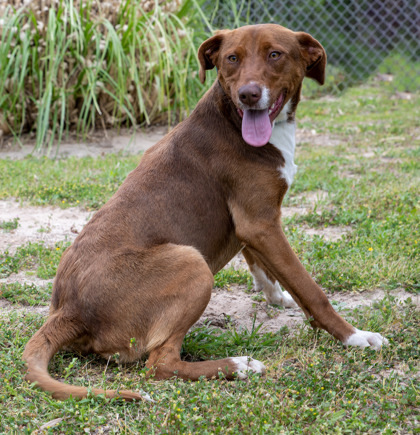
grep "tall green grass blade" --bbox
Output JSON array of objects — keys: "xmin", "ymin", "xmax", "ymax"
[{"xmin": 0, "ymin": 0, "xmax": 209, "ymax": 151}]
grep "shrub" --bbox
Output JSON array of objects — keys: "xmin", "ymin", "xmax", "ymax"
[{"xmin": 0, "ymin": 0, "xmax": 208, "ymax": 150}]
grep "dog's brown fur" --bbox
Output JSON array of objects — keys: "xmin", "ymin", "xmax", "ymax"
[{"xmin": 23, "ymin": 24, "xmax": 382, "ymax": 401}]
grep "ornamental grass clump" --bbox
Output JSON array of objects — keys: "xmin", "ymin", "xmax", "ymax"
[{"xmin": 0, "ymin": 0, "xmax": 206, "ymax": 151}]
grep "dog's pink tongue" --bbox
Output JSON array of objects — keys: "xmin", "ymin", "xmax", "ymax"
[{"xmin": 241, "ymin": 109, "xmax": 272, "ymax": 147}]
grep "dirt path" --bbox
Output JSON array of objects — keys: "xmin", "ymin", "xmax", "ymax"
[{"xmin": 0, "ymin": 126, "xmax": 168, "ymax": 159}]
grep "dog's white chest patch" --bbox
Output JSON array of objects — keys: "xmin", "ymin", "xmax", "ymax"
[{"xmin": 269, "ymin": 103, "xmax": 297, "ymax": 188}]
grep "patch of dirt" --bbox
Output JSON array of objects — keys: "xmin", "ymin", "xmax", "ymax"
[
  {"xmin": 300, "ymin": 225, "xmax": 351, "ymax": 241},
  {"xmin": 299, "ymin": 190, "xmax": 329, "ymax": 205},
  {"xmin": 198, "ymin": 286, "xmax": 417, "ymax": 333},
  {"xmin": 198, "ymin": 285, "xmax": 304, "ymax": 333},
  {"xmin": 1, "ymin": 127, "xmax": 345, "ymax": 158},
  {"xmin": 0, "ymin": 187, "xmax": 345, "ymax": 255},
  {"xmin": 380, "ymin": 156, "xmax": 403, "ymax": 164},
  {"xmin": 283, "ymin": 190, "xmax": 329, "ymax": 218},
  {"xmin": 0, "ymin": 271, "xmax": 52, "ymax": 288},
  {"xmin": 341, "ymin": 171, "xmax": 358, "ymax": 179},
  {"xmin": 1, "ymin": 196, "xmax": 411, "ymax": 333},
  {"xmin": 393, "ymin": 92, "xmax": 414, "ymax": 101},
  {"xmin": 0, "ymin": 200, "xmax": 416, "ymax": 334},
  {"xmin": 0, "ymin": 199, "xmax": 93, "ymax": 252},
  {"xmin": 297, "ymin": 129, "xmax": 343, "ymax": 147},
  {"xmin": 281, "ymin": 206, "xmax": 311, "ymax": 218},
  {"xmin": 282, "ymin": 190, "xmax": 351, "ymax": 241},
  {"xmin": 379, "ymin": 363, "xmax": 419, "ymax": 381},
  {"xmin": 0, "ymin": 127, "xmax": 167, "ymax": 159},
  {"xmin": 0, "ymin": 299, "xmax": 49, "ymax": 317},
  {"xmin": 328, "ymin": 288, "xmax": 418, "ymax": 309},
  {"xmin": 1, "ymin": 281, "xmax": 416, "ymax": 333},
  {"xmin": 361, "ymin": 151, "xmax": 376, "ymax": 158},
  {"xmin": 225, "ymin": 252, "xmax": 248, "ymax": 270},
  {"xmin": 347, "ymin": 149, "xmax": 376, "ymax": 159}
]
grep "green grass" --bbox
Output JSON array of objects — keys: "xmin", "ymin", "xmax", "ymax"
[
  {"xmin": 0, "ymin": 83, "xmax": 418, "ymax": 293},
  {"xmin": 0, "ymin": 241, "xmax": 69, "ymax": 279},
  {"xmin": 0, "ymin": 282, "xmax": 52, "ymax": 306},
  {"xmin": 0, "ymin": 154, "xmax": 140, "ymax": 209},
  {"xmin": 0, "ymin": 296, "xmax": 418, "ymax": 433},
  {"xmin": 0, "ymin": 217, "xmax": 19, "ymax": 231},
  {"xmin": 282, "ymin": 84, "xmax": 420, "ymax": 293},
  {"xmin": 214, "ymin": 267, "xmax": 252, "ymax": 289}
]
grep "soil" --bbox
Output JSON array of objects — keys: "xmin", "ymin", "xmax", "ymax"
[
  {"xmin": 0, "ymin": 126, "xmax": 169, "ymax": 159},
  {"xmin": 198, "ymin": 285, "xmax": 415, "ymax": 333},
  {"xmin": 0, "ymin": 200, "xmax": 92, "ymax": 253},
  {"xmin": 1, "ymin": 130, "xmax": 417, "ymax": 331}
]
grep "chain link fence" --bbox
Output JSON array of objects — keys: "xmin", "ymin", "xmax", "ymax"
[{"xmin": 205, "ymin": 0, "xmax": 420, "ymax": 93}]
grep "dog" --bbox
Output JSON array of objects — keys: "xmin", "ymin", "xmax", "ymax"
[{"xmin": 23, "ymin": 24, "xmax": 388, "ymax": 401}]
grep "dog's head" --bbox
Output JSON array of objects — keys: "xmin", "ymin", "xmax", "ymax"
[{"xmin": 198, "ymin": 24, "xmax": 326, "ymax": 146}]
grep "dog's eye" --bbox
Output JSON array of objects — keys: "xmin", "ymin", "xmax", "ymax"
[
  {"xmin": 227, "ymin": 55, "xmax": 238, "ymax": 63},
  {"xmin": 269, "ymin": 51, "xmax": 282, "ymax": 59}
]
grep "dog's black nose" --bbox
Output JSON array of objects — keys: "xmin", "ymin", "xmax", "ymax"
[{"xmin": 238, "ymin": 84, "xmax": 262, "ymax": 107}]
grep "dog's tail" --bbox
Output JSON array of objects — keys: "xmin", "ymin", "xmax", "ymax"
[{"xmin": 23, "ymin": 311, "xmax": 145, "ymax": 402}]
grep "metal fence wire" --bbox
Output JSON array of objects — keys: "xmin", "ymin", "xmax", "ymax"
[{"xmin": 205, "ymin": 0, "xmax": 420, "ymax": 93}]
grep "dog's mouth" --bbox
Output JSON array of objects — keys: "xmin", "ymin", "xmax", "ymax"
[{"xmin": 237, "ymin": 93, "xmax": 285, "ymax": 147}]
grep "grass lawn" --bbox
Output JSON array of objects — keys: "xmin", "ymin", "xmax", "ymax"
[{"xmin": 0, "ymin": 81, "xmax": 419, "ymax": 433}]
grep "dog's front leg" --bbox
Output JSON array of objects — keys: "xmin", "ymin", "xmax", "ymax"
[{"xmin": 233, "ymin": 212, "xmax": 388, "ymax": 349}]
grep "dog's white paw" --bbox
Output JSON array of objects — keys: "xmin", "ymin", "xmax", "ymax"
[
  {"xmin": 344, "ymin": 328, "xmax": 389, "ymax": 350},
  {"xmin": 260, "ymin": 280, "xmax": 298, "ymax": 308},
  {"xmin": 279, "ymin": 289, "xmax": 299, "ymax": 308},
  {"xmin": 265, "ymin": 285, "xmax": 298, "ymax": 308},
  {"xmin": 230, "ymin": 356, "xmax": 266, "ymax": 379},
  {"xmin": 251, "ymin": 266, "xmax": 298, "ymax": 308}
]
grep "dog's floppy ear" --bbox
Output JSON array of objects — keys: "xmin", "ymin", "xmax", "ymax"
[
  {"xmin": 198, "ymin": 31, "xmax": 227, "ymax": 84},
  {"xmin": 295, "ymin": 32, "xmax": 327, "ymax": 85}
]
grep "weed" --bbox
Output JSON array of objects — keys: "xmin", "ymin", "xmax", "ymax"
[
  {"xmin": 0, "ymin": 217, "xmax": 19, "ymax": 232},
  {"xmin": 0, "ymin": 241, "xmax": 69, "ymax": 279},
  {"xmin": 214, "ymin": 267, "xmax": 252, "ymax": 289},
  {"xmin": 0, "ymin": 296, "xmax": 418, "ymax": 432},
  {"xmin": 0, "ymin": 282, "xmax": 52, "ymax": 306}
]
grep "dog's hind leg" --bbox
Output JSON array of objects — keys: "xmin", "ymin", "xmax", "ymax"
[
  {"xmin": 142, "ymin": 244, "xmax": 265, "ymax": 381},
  {"xmin": 242, "ymin": 247, "xmax": 298, "ymax": 308}
]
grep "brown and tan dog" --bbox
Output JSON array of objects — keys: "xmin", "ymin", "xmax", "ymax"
[{"xmin": 23, "ymin": 24, "xmax": 388, "ymax": 401}]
